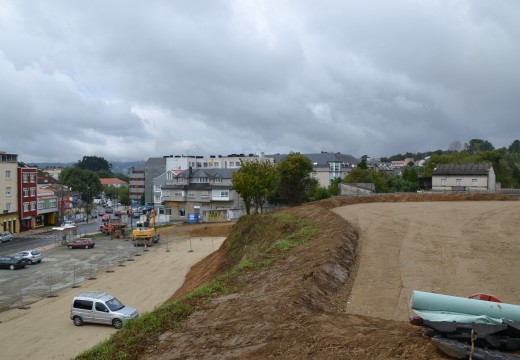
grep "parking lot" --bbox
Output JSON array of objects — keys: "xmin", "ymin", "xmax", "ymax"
[{"xmin": 0, "ymin": 236, "xmax": 176, "ymax": 311}]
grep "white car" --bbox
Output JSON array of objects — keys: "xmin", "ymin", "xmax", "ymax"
[
  {"xmin": 0, "ymin": 231, "xmax": 12, "ymax": 243},
  {"xmin": 15, "ymin": 249, "xmax": 43, "ymax": 264}
]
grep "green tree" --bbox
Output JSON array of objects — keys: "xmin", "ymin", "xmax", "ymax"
[
  {"xmin": 467, "ymin": 139, "xmax": 495, "ymax": 153},
  {"xmin": 59, "ymin": 167, "xmax": 101, "ymax": 200},
  {"xmin": 276, "ymin": 153, "xmax": 314, "ymax": 205},
  {"xmin": 357, "ymin": 155, "xmax": 368, "ymax": 169},
  {"xmin": 75, "ymin": 156, "xmax": 111, "ymax": 172},
  {"xmin": 307, "ymin": 178, "xmax": 331, "ymax": 202},
  {"xmin": 343, "ymin": 168, "xmax": 389, "ymax": 193},
  {"xmin": 232, "ymin": 160, "xmax": 279, "ymax": 214}
]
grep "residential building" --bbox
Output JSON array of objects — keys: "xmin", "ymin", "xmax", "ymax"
[
  {"xmin": 271, "ymin": 152, "xmax": 357, "ymax": 187},
  {"xmin": 432, "ymin": 163, "xmax": 496, "ymax": 192},
  {"xmin": 36, "ymin": 187, "xmax": 59, "ymax": 226},
  {"xmin": 128, "ymin": 167, "xmax": 145, "ymax": 204},
  {"xmin": 38, "ymin": 184, "xmax": 72, "ymax": 225},
  {"xmin": 99, "ymin": 178, "xmax": 128, "ymax": 188},
  {"xmin": 18, "ymin": 165, "xmax": 38, "ymax": 231},
  {"xmin": 155, "ymin": 167, "xmax": 241, "ymax": 222},
  {"xmin": 145, "ymin": 153, "xmax": 272, "ymax": 205},
  {"xmin": 0, "ymin": 151, "xmax": 19, "ymax": 233}
]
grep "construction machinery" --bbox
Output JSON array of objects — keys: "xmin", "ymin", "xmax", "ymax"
[
  {"xmin": 131, "ymin": 209, "xmax": 159, "ymax": 246},
  {"xmin": 99, "ymin": 217, "xmax": 128, "ymax": 239}
]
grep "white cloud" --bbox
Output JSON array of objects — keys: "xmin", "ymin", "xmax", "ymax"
[{"xmin": 1, "ymin": 0, "xmax": 519, "ymax": 163}]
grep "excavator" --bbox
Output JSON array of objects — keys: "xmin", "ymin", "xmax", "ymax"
[{"xmin": 131, "ymin": 209, "xmax": 159, "ymax": 246}]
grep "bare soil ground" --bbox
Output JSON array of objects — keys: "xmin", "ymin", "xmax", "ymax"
[
  {"xmin": 2, "ymin": 193, "xmax": 519, "ymax": 359},
  {"xmin": 146, "ymin": 194, "xmax": 520, "ymax": 360}
]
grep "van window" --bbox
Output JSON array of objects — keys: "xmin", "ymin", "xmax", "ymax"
[
  {"xmin": 95, "ymin": 302, "xmax": 108, "ymax": 312},
  {"xmin": 73, "ymin": 299, "xmax": 93, "ymax": 310}
]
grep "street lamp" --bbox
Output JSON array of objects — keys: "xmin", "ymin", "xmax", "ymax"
[{"xmin": 86, "ymin": 186, "xmax": 90, "ymax": 224}]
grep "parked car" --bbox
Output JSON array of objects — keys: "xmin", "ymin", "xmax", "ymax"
[
  {"xmin": 61, "ymin": 220, "xmax": 76, "ymax": 227},
  {"xmin": 67, "ymin": 238, "xmax": 95, "ymax": 249},
  {"xmin": 70, "ymin": 291, "xmax": 139, "ymax": 329},
  {"xmin": 0, "ymin": 255, "xmax": 27, "ymax": 270},
  {"xmin": 15, "ymin": 249, "xmax": 43, "ymax": 265},
  {"xmin": 0, "ymin": 231, "xmax": 13, "ymax": 243},
  {"xmin": 105, "ymin": 207, "xmax": 114, "ymax": 214}
]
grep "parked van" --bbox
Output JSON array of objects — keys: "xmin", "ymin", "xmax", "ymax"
[{"xmin": 70, "ymin": 291, "xmax": 139, "ymax": 329}]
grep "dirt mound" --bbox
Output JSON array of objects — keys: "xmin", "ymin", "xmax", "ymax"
[{"xmin": 149, "ymin": 195, "xmax": 512, "ymax": 359}]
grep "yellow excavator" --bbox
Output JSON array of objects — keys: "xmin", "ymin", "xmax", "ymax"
[{"xmin": 131, "ymin": 209, "xmax": 159, "ymax": 246}]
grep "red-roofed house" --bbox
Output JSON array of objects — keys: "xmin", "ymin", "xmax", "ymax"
[{"xmin": 100, "ymin": 178, "xmax": 128, "ymax": 188}]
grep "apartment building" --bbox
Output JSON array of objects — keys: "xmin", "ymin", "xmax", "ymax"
[
  {"xmin": 18, "ymin": 165, "xmax": 38, "ymax": 231},
  {"xmin": 0, "ymin": 151, "xmax": 19, "ymax": 233}
]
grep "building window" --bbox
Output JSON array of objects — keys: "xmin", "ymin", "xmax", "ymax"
[
  {"xmin": 5, "ymin": 170, "xmax": 11, "ymax": 179},
  {"xmin": 5, "ymin": 203, "xmax": 11, "ymax": 212},
  {"xmin": 49, "ymin": 199, "xmax": 57, "ymax": 208},
  {"xmin": 24, "ymin": 202, "xmax": 29, "ymax": 212},
  {"xmin": 214, "ymin": 161, "xmax": 219, "ymax": 167},
  {"xmin": 154, "ymin": 196, "xmax": 161, "ymax": 203},
  {"xmin": 30, "ymin": 201, "xmax": 36, "ymax": 211},
  {"xmin": 212, "ymin": 190, "xmax": 230, "ymax": 200},
  {"xmin": 178, "ymin": 178, "xmax": 185, "ymax": 184},
  {"xmin": 441, "ymin": 179, "xmax": 446, "ymax": 186},
  {"xmin": 229, "ymin": 161, "xmax": 234, "ymax": 167},
  {"xmin": 5, "ymin": 187, "xmax": 11, "ymax": 196},
  {"xmin": 201, "ymin": 191, "xmax": 209, "ymax": 199},
  {"xmin": 456, "ymin": 179, "xmax": 462, "ymax": 186},
  {"xmin": 214, "ymin": 177, "xmax": 222, "ymax": 184},
  {"xmin": 30, "ymin": 173, "xmax": 36, "ymax": 182},
  {"xmin": 174, "ymin": 191, "xmax": 184, "ymax": 197},
  {"xmin": 472, "ymin": 179, "xmax": 478, "ymax": 187},
  {"xmin": 23, "ymin": 173, "xmax": 29, "ymax": 183},
  {"xmin": 30, "ymin": 188, "xmax": 36, "ymax": 196},
  {"xmin": 23, "ymin": 188, "xmax": 29, "ymax": 197},
  {"xmin": 179, "ymin": 208, "xmax": 186, "ymax": 217},
  {"xmin": 329, "ymin": 162, "xmax": 340, "ymax": 171},
  {"xmin": 188, "ymin": 191, "xmax": 196, "ymax": 198},
  {"xmin": 38, "ymin": 200, "xmax": 44, "ymax": 210},
  {"xmin": 167, "ymin": 172, "xmax": 174, "ymax": 180}
]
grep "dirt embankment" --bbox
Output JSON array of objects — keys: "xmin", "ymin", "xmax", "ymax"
[{"xmin": 146, "ymin": 193, "xmax": 519, "ymax": 359}]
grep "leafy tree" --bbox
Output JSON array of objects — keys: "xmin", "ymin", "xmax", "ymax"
[
  {"xmin": 59, "ymin": 167, "xmax": 101, "ymax": 200},
  {"xmin": 75, "ymin": 156, "xmax": 111, "ymax": 172},
  {"xmin": 467, "ymin": 139, "xmax": 494, "ymax": 153},
  {"xmin": 342, "ymin": 168, "xmax": 389, "ymax": 193},
  {"xmin": 328, "ymin": 177, "xmax": 342, "ymax": 196},
  {"xmin": 357, "ymin": 155, "xmax": 368, "ymax": 169},
  {"xmin": 232, "ymin": 160, "xmax": 279, "ymax": 214},
  {"xmin": 276, "ymin": 153, "xmax": 314, "ymax": 205},
  {"xmin": 307, "ymin": 178, "xmax": 331, "ymax": 202}
]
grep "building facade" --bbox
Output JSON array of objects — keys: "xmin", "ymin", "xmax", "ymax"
[
  {"xmin": 128, "ymin": 167, "xmax": 145, "ymax": 204},
  {"xmin": 0, "ymin": 152, "xmax": 19, "ymax": 233},
  {"xmin": 18, "ymin": 166, "xmax": 38, "ymax": 231},
  {"xmin": 432, "ymin": 163, "xmax": 496, "ymax": 192},
  {"xmin": 155, "ymin": 168, "xmax": 241, "ymax": 222}
]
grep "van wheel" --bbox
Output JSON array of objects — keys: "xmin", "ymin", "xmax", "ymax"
[
  {"xmin": 73, "ymin": 316, "xmax": 83, "ymax": 326},
  {"xmin": 112, "ymin": 319, "xmax": 123, "ymax": 329}
]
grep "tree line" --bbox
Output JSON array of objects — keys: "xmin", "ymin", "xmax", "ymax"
[{"xmin": 234, "ymin": 139, "xmax": 520, "ymax": 212}]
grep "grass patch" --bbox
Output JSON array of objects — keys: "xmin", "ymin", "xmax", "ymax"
[{"xmin": 76, "ymin": 211, "xmax": 319, "ymax": 359}]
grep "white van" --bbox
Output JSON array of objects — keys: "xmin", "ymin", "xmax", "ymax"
[{"xmin": 70, "ymin": 291, "xmax": 139, "ymax": 329}]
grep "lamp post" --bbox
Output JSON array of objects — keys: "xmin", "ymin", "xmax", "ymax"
[{"xmin": 86, "ymin": 186, "xmax": 90, "ymax": 224}]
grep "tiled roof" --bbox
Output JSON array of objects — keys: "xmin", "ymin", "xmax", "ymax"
[
  {"xmin": 100, "ymin": 178, "xmax": 128, "ymax": 185},
  {"xmin": 432, "ymin": 163, "xmax": 492, "ymax": 176}
]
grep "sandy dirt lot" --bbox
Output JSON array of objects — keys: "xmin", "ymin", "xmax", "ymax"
[
  {"xmin": 3, "ymin": 197, "xmax": 520, "ymax": 359},
  {"xmin": 333, "ymin": 201, "xmax": 520, "ymax": 321},
  {"xmin": 0, "ymin": 235, "xmax": 226, "ymax": 359}
]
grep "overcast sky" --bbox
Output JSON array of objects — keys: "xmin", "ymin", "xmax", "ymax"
[{"xmin": 1, "ymin": 1, "xmax": 519, "ymax": 164}]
